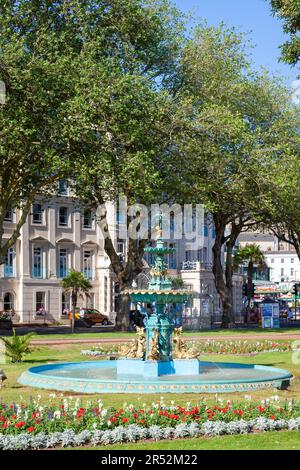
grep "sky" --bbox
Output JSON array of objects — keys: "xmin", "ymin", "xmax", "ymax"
[{"xmin": 173, "ymin": 0, "xmax": 300, "ymax": 101}]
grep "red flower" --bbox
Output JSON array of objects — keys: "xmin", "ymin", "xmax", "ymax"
[
  {"xmin": 118, "ymin": 408, "xmax": 124, "ymax": 413},
  {"xmin": 0, "ymin": 415, "xmax": 6, "ymax": 422},
  {"xmin": 15, "ymin": 421, "xmax": 25, "ymax": 428},
  {"xmin": 110, "ymin": 417, "xmax": 117, "ymax": 423},
  {"xmin": 133, "ymin": 413, "xmax": 138, "ymax": 419},
  {"xmin": 2, "ymin": 423, "xmax": 7, "ymax": 429},
  {"xmin": 270, "ymin": 415, "xmax": 276, "ymax": 420},
  {"xmin": 121, "ymin": 417, "xmax": 128, "ymax": 423},
  {"xmin": 27, "ymin": 427, "xmax": 35, "ymax": 433}
]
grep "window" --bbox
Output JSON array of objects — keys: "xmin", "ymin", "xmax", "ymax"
[
  {"xmin": 32, "ymin": 204, "xmax": 43, "ymax": 224},
  {"xmin": 3, "ymin": 293, "xmax": 14, "ymax": 312},
  {"xmin": 35, "ymin": 292, "xmax": 46, "ymax": 314},
  {"xmin": 83, "ymin": 209, "xmax": 93, "ymax": 229},
  {"xmin": 33, "ymin": 247, "xmax": 42, "ymax": 278},
  {"xmin": 83, "ymin": 250, "xmax": 93, "ymax": 279},
  {"xmin": 281, "ymin": 259, "xmax": 284, "ymax": 263},
  {"xmin": 58, "ymin": 180, "xmax": 68, "ymax": 196},
  {"xmin": 116, "ymin": 210, "xmax": 126, "ymax": 224},
  {"xmin": 291, "ymin": 268, "xmax": 294, "ymax": 277},
  {"xmin": 117, "ymin": 240, "xmax": 125, "ymax": 254},
  {"xmin": 4, "ymin": 247, "xmax": 14, "ymax": 277},
  {"xmin": 58, "ymin": 207, "xmax": 68, "ymax": 227},
  {"xmin": 281, "ymin": 268, "xmax": 284, "ymax": 276},
  {"xmin": 271, "ymin": 258, "xmax": 275, "ymax": 264},
  {"xmin": 185, "ymin": 250, "xmax": 192, "ymax": 262},
  {"xmin": 291, "ymin": 258, "xmax": 295, "ymax": 264},
  {"xmin": 61, "ymin": 292, "xmax": 70, "ymax": 315},
  {"xmin": 59, "ymin": 248, "xmax": 68, "ymax": 278},
  {"xmin": 169, "ymin": 244, "xmax": 176, "ymax": 269},
  {"xmin": 4, "ymin": 209, "xmax": 13, "ymax": 222}
]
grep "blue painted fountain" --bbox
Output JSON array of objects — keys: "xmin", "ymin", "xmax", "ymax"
[{"xmin": 18, "ymin": 218, "xmax": 292, "ymax": 394}]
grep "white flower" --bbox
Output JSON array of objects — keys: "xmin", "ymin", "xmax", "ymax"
[
  {"xmin": 107, "ymin": 420, "xmax": 111, "ymax": 427},
  {"xmin": 54, "ymin": 411, "xmax": 61, "ymax": 419},
  {"xmin": 101, "ymin": 409, "xmax": 108, "ymax": 418}
]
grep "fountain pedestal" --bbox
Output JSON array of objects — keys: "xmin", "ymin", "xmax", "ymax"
[{"xmin": 117, "ymin": 358, "xmax": 201, "ymax": 377}]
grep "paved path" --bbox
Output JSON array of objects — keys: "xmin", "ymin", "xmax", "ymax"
[{"xmin": 31, "ymin": 332, "xmax": 300, "ymax": 346}]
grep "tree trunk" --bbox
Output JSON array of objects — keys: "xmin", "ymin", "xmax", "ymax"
[
  {"xmin": 71, "ymin": 291, "xmax": 77, "ymax": 334},
  {"xmin": 246, "ymin": 260, "xmax": 254, "ymax": 322},
  {"xmin": 212, "ymin": 217, "xmax": 235, "ymax": 328},
  {"xmin": 115, "ymin": 290, "xmax": 131, "ymax": 331}
]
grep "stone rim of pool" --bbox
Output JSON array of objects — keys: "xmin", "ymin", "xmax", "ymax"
[{"xmin": 18, "ymin": 360, "xmax": 293, "ymax": 394}]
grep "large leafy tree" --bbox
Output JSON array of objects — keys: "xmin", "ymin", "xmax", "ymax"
[
  {"xmin": 70, "ymin": 1, "xmax": 184, "ymax": 330},
  {"xmin": 0, "ymin": 0, "xmax": 183, "ymax": 271},
  {"xmin": 0, "ymin": 0, "xmax": 86, "ymax": 263},
  {"xmin": 172, "ymin": 24, "xmax": 299, "ymax": 327},
  {"xmin": 270, "ymin": 0, "xmax": 300, "ymax": 70}
]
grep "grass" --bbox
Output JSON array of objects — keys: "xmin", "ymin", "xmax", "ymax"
[
  {"xmin": 1, "ymin": 336, "xmax": 300, "ymax": 450},
  {"xmin": 1, "ymin": 341, "xmax": 300, "ymax": 405},
  {"xmin": 16, "ymin": 327, "xmax": 300, "ymax": 342},
  {"xmin": 65, "ymin": 431, "xmax": 300, "ymax": 450}
]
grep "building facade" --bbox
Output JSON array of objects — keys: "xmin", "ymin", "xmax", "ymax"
[
  {"xmin": 1, "ymin": 194, "xmax": 243, "ymax": 327},
  {"xmin": 238, "ymin": 232, "xmax": 300, "ymax": 284}
]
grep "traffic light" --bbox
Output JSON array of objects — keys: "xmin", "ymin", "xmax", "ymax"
[
  {"xmin": 251, "ymin": 284, "xmax": 256, "ymax": 296},
  {"xmin": 293, "ymin": 283, "xmax": 299, "ymax": 296},
  {"xmin": 242, "ymin": 284, "xmax": 248, "ymax": 296}
]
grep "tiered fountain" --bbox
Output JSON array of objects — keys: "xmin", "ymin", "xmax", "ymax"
[{"xmin": 19, "ymin": 219, "xmax": 292, "ymax": 394}]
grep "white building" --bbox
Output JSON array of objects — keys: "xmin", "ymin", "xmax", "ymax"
[
  {"xmin": 0, "ymin": 191, "xmax": 243, "ymax": 327},
  {"xmin": 238, "ymin": 232, "xmax": 300, "ymax": 284}
]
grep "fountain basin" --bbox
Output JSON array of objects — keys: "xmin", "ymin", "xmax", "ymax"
[{"xmin": 18, "ymin": 360, "xmax": 292, "ymax": 394}]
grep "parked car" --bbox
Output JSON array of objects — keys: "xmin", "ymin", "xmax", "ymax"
[{"xmin": 69, "ymin": 308, "xmax": 111, "ymax": 327}]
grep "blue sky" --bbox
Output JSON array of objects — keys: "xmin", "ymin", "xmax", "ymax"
[{"xmin": 173, "ymin": 0, "xmax": 299, "ymax": 90}]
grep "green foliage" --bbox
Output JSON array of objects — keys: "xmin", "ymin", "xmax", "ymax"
[
  {"xmin": 0, "ymin": 329, "xmax": 35, "ymax": 363},
  {"xmin": 60, "ymin": 269, "xmax": 92, "ymax": 306},
  {"xmin": 233, "ymin": 244, "xmax": 266, "ymax": 271},
  {"xmin": 170, "ymin": 276, "xmax": 186, "ymax": 289},
  {"xmin": 270, "ymin": 0, "xmax": 300, "ymax": 67}
]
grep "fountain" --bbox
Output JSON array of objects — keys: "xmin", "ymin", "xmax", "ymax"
[{"xmin": 19, "ymin": 218, "xmax": 292, "ymax": 394}]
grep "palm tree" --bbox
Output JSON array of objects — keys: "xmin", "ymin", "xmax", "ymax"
[
  {"xmin": 0, "ymin": 329, "xmax": 35, "ymax": 362},
  {"xmin": 233, "ymin": 244, "xmax": 266, "ymax": 322},
  {"xmin": 60, "ymin": 269, "xmax": 92, "ymax": 333}
]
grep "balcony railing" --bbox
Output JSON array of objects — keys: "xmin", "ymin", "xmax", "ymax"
[{"xmin": 181, "ymin": 261, "xmax": 213, "ymax": 271}]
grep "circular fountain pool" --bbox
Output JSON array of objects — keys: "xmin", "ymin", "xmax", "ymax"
[{"xmin": 18, "ymin": 360, "xmax": 292, "ymax": 394}]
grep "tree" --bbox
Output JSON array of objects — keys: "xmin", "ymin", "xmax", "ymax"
[
  {"xmin": 171, "ymin": 24, "xmax": 299, "ymax": 327},
  {"xmin": 233, "ymin": 244, "xmax": 265, "ymax": 321},
  {"xmin": 0, "ymin": 329, "xmax": 35, "ymax": 362},
  {"xmin": 61, "ymin": 270, "xmax": 92, "ymax": 333},
  {"xmin": 270, "ymin": 0, "xmax": 300, "ymax": 69},
  {"xmin": 70, "ymin": 1, "xmax": 185, "ymax": 330},
  {"xmin": 0, "ymin": 0, "xmax": 88, "ymax": 263},
  {"xmin": 0, "ymin": 0, "xmax": 183, "ymax": 267}
]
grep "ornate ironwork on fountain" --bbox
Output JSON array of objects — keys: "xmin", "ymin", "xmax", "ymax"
[{"xmin": 123, "ymin": 214, "xmax": 192, "ymax": 365}]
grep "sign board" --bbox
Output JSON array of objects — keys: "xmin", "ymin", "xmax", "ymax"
[{"xmin": 261, "ymin": 302, "xmax": 280, "ymax": 329}]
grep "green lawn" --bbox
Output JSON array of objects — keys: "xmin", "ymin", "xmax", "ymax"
[
  {"xmin": 1, "ymin": 342, "xmax": 300, "ymax": 405},
  {"xmin": 1, "ymin": 337, "xmax": 300, "ymax": 450},
  {"xmin": 66, "ymin": 431, "xmax": 300, "ymax": 450},
  {"xmin": 22, "ymin": 327, "xmax": 300, "ymax": 342}
]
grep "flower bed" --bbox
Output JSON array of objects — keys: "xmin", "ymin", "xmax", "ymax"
[
  {"xmin": 81, "ymin": 339, "xmax": 292, "ymax": 358},
  {"xmin": 1, "ymin": 396, "xmax": 300, "ymax": 449},
  {"xmin": 190, "ymin": 339, "xmax": 292, "ymax": 355}
]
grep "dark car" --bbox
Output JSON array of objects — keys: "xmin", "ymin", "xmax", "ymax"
[{"xmin": 70, "ymin": 308, "xmax": 111, "ymax": 327}]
